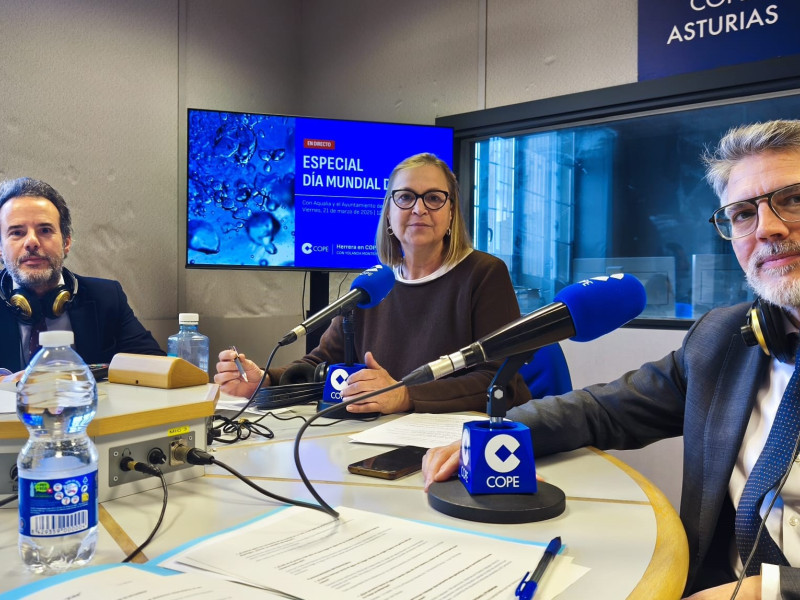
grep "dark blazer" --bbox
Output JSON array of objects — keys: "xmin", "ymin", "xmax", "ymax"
[
  {"xmin": 0, "ymin": 273, "xmax": 165, "ymax": 371},
  {"xmin": 507, "ymin": 302, "xmax": 800, "ymax": 596}
]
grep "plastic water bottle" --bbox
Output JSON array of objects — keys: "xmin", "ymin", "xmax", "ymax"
[
  {"xmin": 17, "ymin": 330, "xmax": 99, "ymax": 574},
  {"xmin": 167, "ymin": 312, "xmax": 210, "ymax": 372}
]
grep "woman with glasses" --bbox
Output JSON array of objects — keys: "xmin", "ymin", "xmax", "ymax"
[{"xmin": 216, "ymin": 153, "xmax": 531, "ymax": 415}]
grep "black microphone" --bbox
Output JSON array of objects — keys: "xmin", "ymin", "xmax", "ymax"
[
  {"xmin": 279, "ymin": 264, "xmax": 395, "ymax": 347},
  {"xmin": 403, "ymin": 274, "xmax": 646, "ymax": 385}
]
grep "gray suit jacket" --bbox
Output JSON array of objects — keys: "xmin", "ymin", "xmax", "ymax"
[{"xmin": 508, "ymin": 302, "xmax": 800, "ymax": 595}]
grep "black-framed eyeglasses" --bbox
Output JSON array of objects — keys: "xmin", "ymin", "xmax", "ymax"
[
  {"xmin": 708, "ymin": 182, "xmax": 800, "ymax": 240},
  {"xmin": 390, "ymin": 189, "xmax": 450, "ymax": 211}
]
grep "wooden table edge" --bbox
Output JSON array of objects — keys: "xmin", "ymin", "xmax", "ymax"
[{"xmin": 590, "ymin": 447, "xmax": 689, "ymax": 600}]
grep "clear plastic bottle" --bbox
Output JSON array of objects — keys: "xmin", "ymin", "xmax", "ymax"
[
  {"xmin": 17, "ymin": 330, "xmax": 99, "ymax": 574},
  {"xmin": 167, "ymin": 312, "xmax": 210, "ymax": 372}
]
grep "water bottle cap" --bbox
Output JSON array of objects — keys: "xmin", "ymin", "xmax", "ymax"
[
  {"xmin": 39, "ymin": 330, "xmax": 74, "ymax": 347},
  {"xmin": 178, "ymin": 313, "xmax": 199, "ymax": 325}
]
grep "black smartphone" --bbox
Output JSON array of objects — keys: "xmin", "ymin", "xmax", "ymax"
[{"xmin": 347, "ymin": 446, "xmax": 428, "ymax": 480}]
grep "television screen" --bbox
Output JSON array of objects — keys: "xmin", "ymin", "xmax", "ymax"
[{"xmin": 186, "ymin": 109, "xmax": 454, "ymax": 270}]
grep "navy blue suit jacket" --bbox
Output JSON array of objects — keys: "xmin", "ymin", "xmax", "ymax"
[
  {"xmin": 0, "ymin": 274, "xmax": 164, "ymax": 371},
  {"xmin": 508, "ymin": 302, "xmax": 800, "ymax": 595}
]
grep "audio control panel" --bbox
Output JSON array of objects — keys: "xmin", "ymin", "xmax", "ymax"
[{"xmin": 107, "ymin": 433, "xmax": 198, "ymax": 486}]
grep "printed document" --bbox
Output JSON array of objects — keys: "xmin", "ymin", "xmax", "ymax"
[
  {"xmin": 158, "ymin": 505, "xmax": 587, "ymax": 600},
  {"xmin": 349, "ymin": 412, "xmax": 481, "ymax": 447}
]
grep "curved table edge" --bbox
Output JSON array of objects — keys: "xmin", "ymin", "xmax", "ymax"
[{"xmin": 589, "ymin": 447, "xmax": 689, "ymax": 600}]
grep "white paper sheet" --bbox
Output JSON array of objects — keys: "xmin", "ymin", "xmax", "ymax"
[
  {"xmin": 215, "ymin": 394, "xmax": 290, "ymax": 416},
  {"xmin": 348, "ymin": 413, "xmax": 481, "ymax": 448},
  {"xmin": 1, "ymin": 563, "xmax": 292, "ymax": 600},
  {"xmin": 158, "ymin": 506, "xmax": 588, "ymax": 600}
]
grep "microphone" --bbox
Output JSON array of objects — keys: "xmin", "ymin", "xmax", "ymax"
[
  {"xmin": 403, "ymin": 273, "xmax": 646, "ymax": 385},
  {"xmin": 279, "ymin": 264, "xmax": 395, "ymax": 347}
]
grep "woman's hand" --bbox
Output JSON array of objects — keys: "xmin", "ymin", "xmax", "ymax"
[
  {"xmin": 213, "ymin": 348, "xmax": 265, "ymax": 398},
  {"xmin": 343, "ymin": 351, "xmax": 413, "ymax": 414},
  {"xmin": 421, "ymin": 441, "xmax": 461, "ymax": 491}
]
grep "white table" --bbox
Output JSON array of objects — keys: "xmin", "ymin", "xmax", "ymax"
[{"xmin": 0, "ymin": 390, "xmax": 688, "ymax": 599}]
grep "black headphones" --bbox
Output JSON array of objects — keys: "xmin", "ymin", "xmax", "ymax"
[
  {"xmin": 740, "ymin": 298, "xmax": 795, "ymax": 364},
  {"xmin": 252, "ymin": 361, "xmax": 329, "ymax": 410},
  {"xmin": 0, "ymin": 268, "xmax": 78, "ymax": 324}
]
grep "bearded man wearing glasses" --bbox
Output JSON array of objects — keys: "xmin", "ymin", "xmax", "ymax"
[{"xmin": 423, "ymin": 120, "xmax": 800, "ymax": 600}]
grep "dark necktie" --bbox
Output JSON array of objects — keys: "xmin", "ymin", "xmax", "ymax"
[
  {"xmin": 28, "ymin": 317, "xmax": 46, "ymax": 361},
  {"xmin": 735, "ymin": 347, "xmax": 800, "ymax": 575}
]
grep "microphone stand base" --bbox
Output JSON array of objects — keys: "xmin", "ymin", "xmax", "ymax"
[{"xmin": 427, "ymin": 479, "xmax": 565, "ymax": 524}]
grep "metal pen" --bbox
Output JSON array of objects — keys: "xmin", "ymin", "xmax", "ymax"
[{"xmin": 230, "ymin": 345, "xmax": 249, "ymax": 382}]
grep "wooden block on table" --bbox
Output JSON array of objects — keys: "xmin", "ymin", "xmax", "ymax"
[{"xmin": 108, "ymin": 353, "xmax": 209, "ymax": 389}]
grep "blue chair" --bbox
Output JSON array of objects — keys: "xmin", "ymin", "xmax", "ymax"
[{"xmin": 518, "ymin": 343, "xmax": 572, "ymax": 398}]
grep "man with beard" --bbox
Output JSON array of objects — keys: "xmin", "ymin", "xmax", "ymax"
[
  {"xmin": 0, "ymin": 177, "xmax": 164, "ymax": 375},
  {"xmin": 422, "ymin": 120, "xmax": 800, "ymax": 599}
]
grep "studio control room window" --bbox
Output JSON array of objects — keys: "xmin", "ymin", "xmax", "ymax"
[{"xmin": 468, "ymin": 92, "xmax": 800, "ymax": 324}]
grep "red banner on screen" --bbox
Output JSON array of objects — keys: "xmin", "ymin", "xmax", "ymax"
[{"xmin": 304, "ymin": 138, "xmax": 336, "ymax": 150}]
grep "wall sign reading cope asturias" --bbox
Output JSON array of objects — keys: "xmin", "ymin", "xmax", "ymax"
[{"xmin": 638, "ymin": 0, "xmax": 800, "ymax": 81}]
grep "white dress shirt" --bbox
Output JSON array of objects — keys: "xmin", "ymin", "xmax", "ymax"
[{"xmin": 730, "ymin": 355, "xmax": 800, "ymax": 598}]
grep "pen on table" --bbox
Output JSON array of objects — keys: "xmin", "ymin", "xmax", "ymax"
[
  {"xmin": 230, "ymin": 346, "xmax": 249, "ymax": 382},
  {"xmin": 515, "ymin": 536, "xmax": 561, "ymax": 600}
]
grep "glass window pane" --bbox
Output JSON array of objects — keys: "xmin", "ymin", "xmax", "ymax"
[{"xmin": 470, "ymin": 92, "xmax": 800, "ymax": 321}]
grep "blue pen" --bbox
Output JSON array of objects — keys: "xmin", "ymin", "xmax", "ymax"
[{"xmin": 515, "ymin": 536, "xmax": 562, "ymax": 600}]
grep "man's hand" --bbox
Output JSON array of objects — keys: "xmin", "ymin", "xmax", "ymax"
[
  {"xmin": 0, "ymin": 368, "xmax": 23, "ymax": 383},
  {"xmin": 421, "ymin": 441, "xmax": 461, "ymax": 491},
  {"xmin": 683, "ymin": 576, "xmax": 761, "ymax": 600}
]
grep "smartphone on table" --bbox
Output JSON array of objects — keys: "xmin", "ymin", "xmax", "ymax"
[{"xmin": 347, "ymin": 446, "xmax": 428, "ymax": 480}]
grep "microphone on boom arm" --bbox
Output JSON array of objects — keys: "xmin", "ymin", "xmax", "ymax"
[
  {"xmin": 403, "ymin": 273, "xmax": 647, "ymax": 387},
  {"xmin": 276, "ymin": 263, "xmax": 395, "ymax": 419},
  {"xmin": 416, "ymin": 274, "xmax": 647, "ymax": 525},
  {"xmin": 279, "ymin": 264, "xmax": 395, "ymax": 347}
]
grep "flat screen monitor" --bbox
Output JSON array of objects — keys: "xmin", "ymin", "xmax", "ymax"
[
  {"xmin": 186, "ymin": 109, "xmax": 454, "ymax": 270},
  {"xmin": 572, "ymin": 256, "xmax": 677, "ymax": 318}
]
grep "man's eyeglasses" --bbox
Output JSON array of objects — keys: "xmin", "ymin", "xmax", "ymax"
[
  {"xmin": 708, "ymin": 183, "xmax": 800, "ymax": 240},
  {"xmin": 390, "ymin": 189, "xmax": 450, "ymax": 211}
]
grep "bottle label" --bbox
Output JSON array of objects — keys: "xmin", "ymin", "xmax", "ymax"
[{"xmin": 18, "ymin": 470, "xmax": 98, "ymax": 537}]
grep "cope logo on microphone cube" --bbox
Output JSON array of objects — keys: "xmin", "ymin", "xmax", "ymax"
[
  {"xmin": 458, "ymin": 421, "xmax": 537, "ymax": 495},
  {"xmin": 320, "ymin": 363, "xmax": 365, "ymax": 408}
]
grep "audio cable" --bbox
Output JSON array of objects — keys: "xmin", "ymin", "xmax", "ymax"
[
  {"xmin": 208, "ymin": 414, "xmax": 275, "ymax": 445},
  {"xmin": 209, "ymin": 344, "xmax": 281, "ymax": 445},
  {"xmin": 119, "ymin": 458, "xmax": 168, "ymax": 563},
  {"xmin": 292, "ymin": 381, "xmax": 406, "ymax": 518},
  {"xmin": 728, "ymin": 423, "xmax": 800, "ymax": 599},
  {"xmin": 170, "ymin": 443, "xmax": 332, "ymax": 516},
  {"xmin": 0, "ymin": 494, "xmax": 16, "ymax": 507}
]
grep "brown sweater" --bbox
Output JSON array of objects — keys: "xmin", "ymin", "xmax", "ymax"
[{"xmin": 269, "ymin": 251, "xmax": 532, "ymax": 413}]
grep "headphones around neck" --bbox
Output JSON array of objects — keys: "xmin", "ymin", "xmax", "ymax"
[
  {"xmin": 740, "ymin": 298, "xmax": 795, "ymax": 364},
  {"xmin": 0, "ymin": 268, "xmax": 78, "ymax": 324}
]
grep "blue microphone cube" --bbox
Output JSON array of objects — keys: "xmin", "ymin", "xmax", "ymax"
[
  {"xmin": 319, "ymin": 363, "xmax": 365, "ymax": 409},
  {"xmin": 458, "ymin": 421, "xmax": 537, "ymax": 495}
]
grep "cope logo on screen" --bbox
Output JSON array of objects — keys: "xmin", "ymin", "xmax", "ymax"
[{"xmin": 301, "ymin": 242, "xmax": 330, "ymax": 255}]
